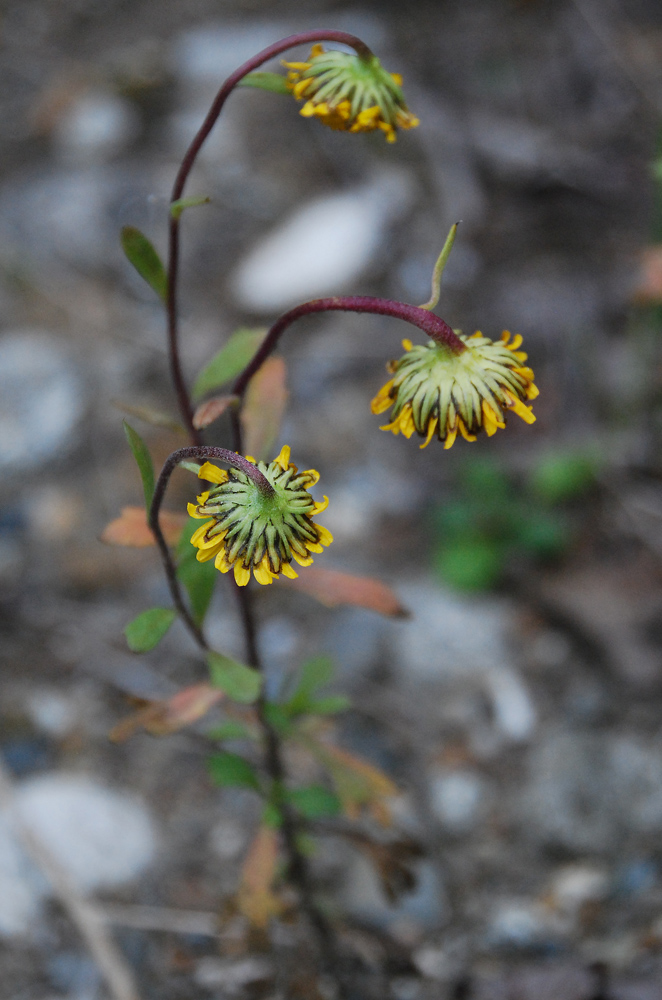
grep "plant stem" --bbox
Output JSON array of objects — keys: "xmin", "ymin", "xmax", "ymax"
[
  {"xmin": 167, "ymin": 30, "xmax": 374, "ymax": 444},
  {"xmin": 232, "ymin": 295, "xmax": 465, "ymax": 404}
]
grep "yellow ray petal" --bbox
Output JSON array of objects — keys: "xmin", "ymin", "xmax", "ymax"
[
  {"xmin": 443, "ymin": 425, "xmax": 458, "ymax": 450},
  {"xmin": 457, "ymin": 418, "xmax": 477, "ymax": 442},
  {"xmin": 234, "ymin": 560, "xmax": 251, "ymax": 586},
  {"xmin": 275, "ymin": 445, "xmax": 291, "ymax": 470},
  {"xmin": 293, "ymin": 552, "xmax": 314, "ymax": 567},
  {"xmin": 312, "ymin": 495, "xmax": 329, "ymax": 515},
  {"xmin": 253, "ymin": 560, "xmax": 275, "ymax": 585},
  {"xmin": 214, "ymin": 547, "xmax": 232, "ymax": 573},
  {"xmin": 419, "ymin": 416, "xmax": 438, "ymax": 449},
  {"xmin": 315, "ymin": 525, "xmax": 334, "ymax": 547},
  {"xmin": 188, "ymin": 502, "xmax": 207, "ymax": 519},
  {"xmin": 507, "ymin": 395, "xmax": 536, "ymax": 424},
  {"xmin": 401, "ymin": 338, "xmax": 413, "ymax": 351},
  {"xmin": 280, "ymin": 562, "xmax": 298, "ymax": 579},
  {"xmin": 197, "ymin": 462, "xmax": 228, "ymax": 484}
]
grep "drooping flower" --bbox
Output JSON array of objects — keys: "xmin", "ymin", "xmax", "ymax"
[
  {"xmin": 283, "ymin": 44, "xmax": 419, "ymax": 142},
  {"xmin": 371, "ymin": 331, "xmax": 539, "ymax": 449},
  {"xmin": 187, "ymin": 446, "xmax": 332, "ymax": 586}
]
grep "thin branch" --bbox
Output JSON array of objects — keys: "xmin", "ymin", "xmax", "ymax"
[{"xmin": 0, "ymin": 756, "xmax": 140, "ymax": 1000}]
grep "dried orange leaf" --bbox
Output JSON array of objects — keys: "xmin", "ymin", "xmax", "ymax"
[
  {"xmin": 192, "ymin": 394, "xmax": 239, "ymax": 430},
  {"xmin": 110, "ymin": 683, "xmax": 224, "ymax": 742},
  {"xmin": 284, "ymin": 567, "xmax": 409, "ymax": 618},
  {"xmin": 240, "ymin": 357, "xmax": 288, "ymax": 461},
  {"xmin": 311, "ymin": 742, "xmax": 398, "ymax": 825},
  {"xmin": 100, "ymin": 506, "xmax": 187, "ymax": 547},
  {"xmin": 633, "ymin": 246, "xmax": 662, "ymax": 304},
  {"xmin": 237, "ymin": 825, "xmax": 282, "ymax": 927}
]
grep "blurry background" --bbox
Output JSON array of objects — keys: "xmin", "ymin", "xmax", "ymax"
[{"xmin": 2, "ymin": 0, "xmax": 662, "ymax": 997}]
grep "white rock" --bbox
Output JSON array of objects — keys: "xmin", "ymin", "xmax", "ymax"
[
  {"xmin": 53, "ymin": 92, "xmax": 139, "ymax": 163},
  {"xmin": 0, "ymin": 774, "xmax": 156, "ymax": 937},
  {"xmin": 194, "ymin": 955, "xmax": 273, "ymax": 990},
  {"xmin": 339, "ymin": 853, "xmax": 447, "ymax": 930},
  {"xmin": 15, "ymin": 774, "xmax": 156, "ymax": 893},
  {"xmin": 548, "ymin": 864, "xmax": 609, "ymax": 920},
  {"xmin": 25, "ymin": 689, "xmax": 77, "ymax": 737},
  {"xmin": 486, "ymin": 900, "xmax": 554, "ymax": 949},
  {"xmin": 0, "ymin": 331, "xmax": 84, "ymax": 471},
  {"xmin": 231, "ymin": 170, "xmax": 415, "ymax": 313},
  {"xmin": 483, "ymin": 665, "xmax": 536, "ymax": 742},
  {"xmin": 429, "ymin": 770, "xmax": 486, "ymax": 831}
]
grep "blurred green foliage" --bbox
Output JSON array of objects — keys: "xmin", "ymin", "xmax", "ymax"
[{"xmin": 431, "ymin": 450, "xmax": 599, "ymax": 591}]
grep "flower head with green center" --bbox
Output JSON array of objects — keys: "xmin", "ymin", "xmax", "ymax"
[
  {"xmin": 283, "ymin": 44, "xmax": 419, "ymax": 143},
  {"xmin": 371, "ymin": 331, "xmax": 539, "ymax": 449},
  {"xmin": 187, "ymin": 445, "xmax": 332, "ymax": 586}
]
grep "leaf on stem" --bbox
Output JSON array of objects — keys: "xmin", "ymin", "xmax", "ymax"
[
  {"xmin": 192, "ymin": 328, "xmax": 267, "ymax": 400},
  {"xmin": 100, "ymin": 506, "xmax": 187, "ymax": 547},
  {"xmin": 123, "ymin": 420, "xmax": 155, "ymax": 510},
  {"xmin": 285, "ymin": 655, "xmax": 334, "ymax": 716},
  {"xmin": 237, "ymin": 825, "xmax": 282, "ymax": 927},
  {"xmin": 240, "ymin": 356, "xmax": 288, "ymax": 461},
  {"xmin": 124, "ymin": 607, "xmax": 177, "ymax": 652},
  {"xmin": 109, "ymin": 683, "xmax": 224, "ymax": 742},
  {"xmin": 238, "ymin": 72, "xmax": 291, "ymax": 94},
  {"xmin": 288, "ymin": 784, "xmax": 341, "ymax": 819},
  {"xmin": 177, "ymin": 518, "xmax": 217, "ymax": 625},
  {"xmin": 208, "ymin": 651, "xmax": 262, "ymax": 704},
  {"xmin": 208, "ymin": 751, "xmax": 260, "ymax": 790},
  {"xmin": 112, "ymin": 400, "xmax": 185, "ymax": 435},
  {"xmin": 283, "ymin": 567, "xmax": 409, "ymax": 618},
  {"xmin": 192, "ymin": 394, "xmax": 239, "ymax": 430},
  {"xmin": 310, "ymin": 741, "xmax": 398, "ymax": 826},
  {"xmin": 170, "ymin": 194, "xmax": 211, "ymax": 219},
  {"xmin": 120, "ymin": 225, "xmax": 167, "ymax": 301}
]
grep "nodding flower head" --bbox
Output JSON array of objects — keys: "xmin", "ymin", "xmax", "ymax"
[
  {"xmin": 187, "ymin": 446, "xmax": 332, "ymax": 586},
  {"xmin": 284, "ymin": 44, "xmax": 419, "ymax": 143},
  {"xmin": 371, "ymin": 331, "xmax": 539, "ymax": 449}
]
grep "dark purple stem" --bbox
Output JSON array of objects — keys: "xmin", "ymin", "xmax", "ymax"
[
  {"xmin": 233, "ymin": 297, "xmax": 465, "ymax": 403},
  {"xmin": 167, "ymin": 31, "xmax": 373, "ymax": 444}
]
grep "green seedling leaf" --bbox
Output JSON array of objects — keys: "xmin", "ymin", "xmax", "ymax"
[
  {"xmin": 261, "ymin": 802, "xmax": 283, "ymax": 829},
  {"xmin": 120, "ymin": 225, "xmax": 167, "ymax": 301},
  {"xmin": 307, "ymin": 695, "xmax": 351, "ymax": 715},
  {"xmin": 177, "ymin": 518, "xmax": 216, "ymax": 625},
  {"xmin": 124, "ymin": 607, "xmax": 177, "ymax": 653},
  {"xmin": 208, "ymin": 752, "xmax": 261, "ymax": 791},
  {"xmin": 288, "ymin": 785, "xmax": 341, "ymax": 819},
  {"xmin": 433, "ymin": 537, "xmax": 505, "ymax": 592},
  {"xmin": 207, "ymin": 720, "xmax": 254, "ymax": 742},
  {"xmin": 517, "ymin": 510, "xmax": 569, "ymax": 558},
  {"xmin": 262, "ymin": 701, "xmax": 292, "ymax": 735},
  {"xmin": 530, "ymin": 451, "xmax": 597, "ymax": 504},
  {"xmin": 123, "ymin": 421, "xmax": 155, "ymax": 510},
  {"xmin": 286, "ymin": 655, "xmax": 334, "ymax": 716},
  {"xmin": 193, "ymin": 328, "xmax": 267, "ymax": 400},
  {"xmin": 239, "ymin": 71, "xmax": 291, "ymax": 94},
  {"xmin": 208, "ymin": 651, "xmax": 262, "ymax": 704},
  {"xmin": 170, "ymin": 195, "xmax": 211, "ymax": 219}
]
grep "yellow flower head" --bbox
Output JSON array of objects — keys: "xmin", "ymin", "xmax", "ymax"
[
  {"xmin": 187, "ymin": 446, "xmax": 332, "ymax": 586},
  {"xmin": 371, "ymin": 331, "xmax": 539, "ymax": 449},
  {"xmin": 283, "ymin": 44, "xmax": 419, "ymax": 143}
]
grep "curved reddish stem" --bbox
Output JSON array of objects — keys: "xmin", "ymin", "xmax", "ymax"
[{"xmin": 167, "ymin": 31, "xmax": 373, "ymax": 444}]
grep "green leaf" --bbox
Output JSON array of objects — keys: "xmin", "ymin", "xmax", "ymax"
[
  {"xmin": 517, "ymin": 511, "xmax": 569, "ymax": 558},
  {"xmin": 288, "ymin": 785, "xmax": 341, "ymax": 819},
  {"xmin": 207, "ymin": 720, "xmax": 254, "ymax": 742},
  {"xmin": 208, "ymin": 652, "xmax": 262, "ymax": 704},
  {"xmin": 177, "ymin": 518, "xmax": 216, "ymax": 625},
  {"xmin": 192, "ymin": 328, "xmax": 267, "ymax": 400},
  {"xmin": 530, "ymin": 451, "xmax": 598, "ymax": 504},
  {"xmin": 307, "ymin": 695, "xmax": 351, "ymax": 716},
  {"xmin": 262, "ymin": 701, "xmax": 292, "ymax": 736},
  {"xmin": 433, "ymin": 537, "xmax": 505, "ymax": 592},
  {"xmin": 170, "ymin": 195, "xmax": 211, "ymax": 220},
  {"xmin": 261, "ymin": 802, "xmax": 283, "ymax": 828},
  {"xmin": 286, "ymin": 656, "xmax": 335, "ymax": 716},
  {"xmin": 179, "ymin": 460, "xmax": 203, "ymax": 475},
  {"xmin": 123, "ymin": 420, "xmax": 155, "ymax": 510},
  {"xmin": 120, "ymin": 226, "xmax": 167, "ymax": 302},
  {"xmin": 208, "ymin": 752, "xmax": 260, "ymax": 791},
  {"xmin": 239, "ymin": 72, "xmax": 290, "ymax": 94},
  {"xmin": 124, "ymin": 607, "xmax": 177, "ymax": 653}
]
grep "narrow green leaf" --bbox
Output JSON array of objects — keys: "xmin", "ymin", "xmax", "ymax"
[
  {"xmin": 262, "ymin": 701, "xmax": 292, "ymax": 735},
  {"xmin": 307, "ymin": 695, "xmax": 351, "ymax": 716},
  {"xmin": 192, "ymin": 328, "xmax": 267, "ymax": 400},
  {"xmin": 261, "ymin": 802, "xmax": 283, "ymax": 829},
  {"xmin": 112, "ymin": 400, "xmax": 184, "ymax": 435},
  {"xmin": 208, "ymin": 651, "xmax": 262, "ymax": 704},
  {"xmin": 179, "ymin": 460, "xmax": 203, "ymax": 475},
  {"xmin": 286, "ymin": 656, "xmax": 335, "ymax": 715},
  {"xmin": 288, "ymin": 785, "xmax": 341, "ymax": 819},
  {"xmin": 207, "ymin": 720, "xmax": 253, "ymax": 742},
  {"xmin": 124, "ymin": 607, "xmax": 177, "ymax": 653},
  {"xmin": 120, "ymin": 226, "xmax": 167, "ymax": 301},
  {"xmin": 123, "ymin": 420, "xmax": 155, "ymax": 510},
  {"xmin": 208, "ymin": 752, "xmax": 260, "ymax": 791},
  {"xmin": 239, "ymin": 72, "xmax": 290, "ymax": 95},
  {"xmin": 170, "ymin": 195, "xmax": 211, "ymax": 220},
  {"xmin": 177, "ymin": 518, "xmax": 216, "ymax": 625}
]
